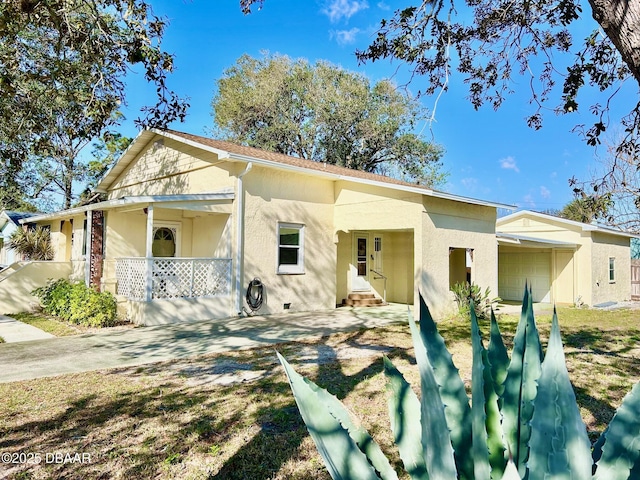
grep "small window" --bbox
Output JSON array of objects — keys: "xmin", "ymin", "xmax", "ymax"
[
  {"xmin": 153, "ymin": 227, "xmax": 177, "ymax": 257},
  {"xmin": 609, "ymin": 257, "xmax": 616, "ymax": 283},
  {"xmin": 278, "ymin": 223, "xmax": 304, "ymax": 274}
]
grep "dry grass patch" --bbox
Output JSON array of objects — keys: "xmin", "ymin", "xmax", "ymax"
[
  {"xmin": 8, "ymin": 312, "xmax": 81, "ymax": 337},
  {"xmin": 1, "ymin": 307, "xmax": 639, "ymax": 479}
]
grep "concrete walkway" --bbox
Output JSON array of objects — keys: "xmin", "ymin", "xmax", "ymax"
[
  {"xmin": 0, "ymin": 315, "xmax": 55, "ymax": 343},
  {"xmin": 0, "ymin": 304, "xmax": 411, "ymax": 383}
]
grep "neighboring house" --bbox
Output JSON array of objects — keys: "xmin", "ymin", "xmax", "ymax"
[
  {"xmin": 0, "ymin": 210, "xmax": 36, "ymax": 267},
  {"xmin": 497, "ymin": 210, "xmax": 638, "ymax": 306},
  {"xmin": 17, "ymin": 129, "xmax": 512, "ymax": 325}
]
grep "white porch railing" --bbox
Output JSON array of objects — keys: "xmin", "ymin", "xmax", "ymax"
[{"xmin": 115, "ymin": 257, "xmax": 232, "ymax": 301}]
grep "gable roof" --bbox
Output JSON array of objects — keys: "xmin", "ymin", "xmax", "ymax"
[
  {"xmin": 96, "ymin": 129, "xmax": 515, "ymax": 210},
  {"xmin": 0, "ymin": 210, "xmax": 38, "ymax": 230},
  {"xmin": 497, "ymin": 210, "xmax": 640, "ymax": 239}
]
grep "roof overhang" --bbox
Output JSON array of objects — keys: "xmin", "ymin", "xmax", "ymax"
[
  {"xmin": 22, "ymin": 189, "xmax": 235, "ymax": 224},
  {"xmin": 497, "ymin": 233, "xmax": 578, "ymax": 248},
  {"xmin": 97, "ymin": 129, "xmax": 515, "ymax": 211}
]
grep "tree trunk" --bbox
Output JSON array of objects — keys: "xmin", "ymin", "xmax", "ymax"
[{"xmin": 589, "ymin": 0, "xmax": 640, "ymax": 86}]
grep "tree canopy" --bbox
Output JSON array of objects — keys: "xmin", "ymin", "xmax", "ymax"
[
  {"xmin": 0, "ymin": 0, "xmax": 187, "ymax": 211},
  {"xmin": 556, "ymin": 196, "xmax": 611, "ymax": 224},
  {"xmin": 212, "ymin": 53, "xmax": 447, "ymax": 187},
  {"xmin": 240, "ymin": 0, "xmax": 640, "ymax": 162}
]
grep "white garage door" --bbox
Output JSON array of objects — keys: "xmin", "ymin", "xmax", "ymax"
[{"xmin": 499, "ymin": 251, "xmax": 551, "ymax": 302}]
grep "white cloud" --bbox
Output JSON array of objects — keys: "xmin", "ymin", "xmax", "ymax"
[
  {"xmin": 540, "ymin": 186, "xmax": 551, "ymax": 199},
  {"xmin": 499, "ymin": 156, "xmax": 519, "ymax": 173},
  {"xmin": 377, "ymin": 1, "xmax": 391, "ymax": 10},
  {"xmin": 322, "ymin": 0, "xmax": 369, "ymax": 23},
  {"xmin": 331, "ymin": 28, "xmax": 361, "ymax": 45},
  {"xmin": 523, "ymin": 194, "xmax": 536, "ymax": 208},
  {"xmin": 461, "ymin": 177, "xmax": 478, "ymax": 189}
]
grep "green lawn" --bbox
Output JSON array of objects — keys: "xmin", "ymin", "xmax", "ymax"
[
  {"xmin": 9, "ymin": 312, "xmax": 80, "ymax": 336},
  {"xmin": 0, "ymin": 306, "xmax": 638, "ymax": 479}
]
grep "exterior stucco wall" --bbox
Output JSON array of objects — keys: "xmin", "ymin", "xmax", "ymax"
[
  {"xmin": 127, "ymin": 296, "xmax": 232, "ymax": 325},
  {"xmin": 334, "ymin": 181, "xmax": 423, "ymax": 232},
  {"xmin": 383, "ymin": 231, "xmax": 415, "ymax": 304},
  {"xmin": 422, "ymin": 197, "xmax": 498, "ymax": 318},
  {"xmin": 0, "ymin": 261, "xmax": 72, "ymax": 314},
  {"xmin": 335, "ymin": 231, "xmax": 352, "ymax": 303},
  {"xmin": 591, "ymin": 232, "xmax": 631, "ymax": 305},
  {"xmin": 242, "ymin": 166, "xmax": 336, "ymax": 315},
  {"xmin": 107, "ymin": 135, "xmax": 236, "ymax": 199}
]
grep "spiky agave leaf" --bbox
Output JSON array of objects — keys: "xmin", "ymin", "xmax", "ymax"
[
  {"xmin": 409, "ymin": 316, "xmax": 458, "ymax": 479},
  {"xmin": 383, "ymin": 356, "xmax": 428, "ymax": 479},
  {"xmin": 470, "ymin": 306, "xmax": 506, "ymax": 479},
  {"xmin": 488, "ymin": 309, "xmax": 509, "ymax": 403},
  {"xmin": 593, "ymin": 380, "xmax": 640, "ymax": 480},
  {"xmin": 417, "ymin": 295, "xmax": 473, "ymax": 479},
  {"xmin": 277, "ymin": 352, "xmax": 397, "ymax": 480},
  {"xmin": 527, "ymin": 309, "xmax": 592, "ymax": 480},
  {"xmin": 501, "ymin": 285, "xmax": 542, "ymax": 475}
]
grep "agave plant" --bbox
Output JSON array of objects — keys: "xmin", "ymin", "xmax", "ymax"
[{"xmin": 277, "ymin": 288, "xmax": 640, "ymax": 479}]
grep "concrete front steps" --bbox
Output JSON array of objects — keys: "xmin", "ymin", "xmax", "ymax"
[{"xmin": 343, "ymin": 292, "xmax": 386, "ymax": 307}]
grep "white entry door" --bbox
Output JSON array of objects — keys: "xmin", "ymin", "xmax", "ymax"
[{"xmin": 352, "ymin": 234, "xmax": 371, "ymax": 291}]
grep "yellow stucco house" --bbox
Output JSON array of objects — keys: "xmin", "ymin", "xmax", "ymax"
[
  {"xmin": 8, "ymin": 129, "xmax": 513, "ymax": 324},
  {"xmin": 497, "ymin": 210, "xmax": 638, "ymax": 306}
]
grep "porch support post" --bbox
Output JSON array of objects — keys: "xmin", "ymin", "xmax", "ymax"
[
  {"xmin": 84, "ymin": 210, "xmax": 93, "ymax": 286},
  {"xmin": 145, "ymin": 204, "xmax": 154, "ymax": 302}
]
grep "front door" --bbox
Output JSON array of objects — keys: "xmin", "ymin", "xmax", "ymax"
[{"xmin": 352, "ymin": 234, "xmax": 371, "ymax": 291}]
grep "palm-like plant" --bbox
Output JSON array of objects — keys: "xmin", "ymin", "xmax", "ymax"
[{"xmin": 7, "ymin": 227, "xmax": 54, "ymax": 261}]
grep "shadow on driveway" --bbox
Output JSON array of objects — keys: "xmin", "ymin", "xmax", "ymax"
[{"xmin": 0, "ymin": 305, "xmax": 410, "ymax": 383}]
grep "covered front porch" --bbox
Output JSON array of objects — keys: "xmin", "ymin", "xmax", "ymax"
[
  {"xmin": 104, "ymin": 191, "xmax": 236, "ymax": 325},
  {"xmin": 335, "ymin": 229, "xmax": 415, "ymax": 307},
  {"xmin": 24, "ymin": 190, "xmax": 238, "ymax": 325}
]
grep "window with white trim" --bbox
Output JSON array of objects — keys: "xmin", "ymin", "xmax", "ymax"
[
  {"xmin": 609, "ymin": 257, "xmax": 616, "ymax": 283},
  {"xmin": 277, "ymin": 223, "xmax": 304, "ymax": 274}
]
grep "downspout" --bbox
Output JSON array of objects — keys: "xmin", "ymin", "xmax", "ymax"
[{"xmin": 235, "ymin": 162, "xmax": 253, "ymax": 315}]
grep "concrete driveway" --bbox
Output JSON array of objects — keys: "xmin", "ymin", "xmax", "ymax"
[{"xmin": 0, "ymin": 305, "xmax": 410, "ymax": 383}]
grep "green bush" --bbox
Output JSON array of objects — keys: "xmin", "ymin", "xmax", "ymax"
[
  {"xmin": 451, "ymin": 281, "xmax": 500, "ymax": 319},
  {"xmin": 33, "ymin": 279, "xmax": 118, "ymax": 328},
  {"xmin": 278, "ymin": 287, "xmax": 640, "ymax": 479},
  {"xmin": 33, "ymin": 278, "xmax": 73, "ymax": 318}
]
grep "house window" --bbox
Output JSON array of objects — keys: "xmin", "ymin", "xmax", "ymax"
[
  {"xmin": 373, "ymin": 236, "xmax": 383, "ymax": 272},
  {"xmin": 277, "ymin": 223, "xmax": 304, "ymax": 274},
  {"xmin": 609, "ymin": 257, "xmax": 615, "ymax": 283},
  {"xmin": 153, "ymin": 227, "xmax": 177, "ymax": 257}
]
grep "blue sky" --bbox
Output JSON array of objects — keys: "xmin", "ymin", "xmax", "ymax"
[{"xmin": 118, "ymin": 0, "xmax": 633, "ymax": 211}]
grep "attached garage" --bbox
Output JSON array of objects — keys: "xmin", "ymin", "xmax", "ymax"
[
  {"xmin": 497, "ymin": 232, "xmax": 578, "ymax": 304},
  {"xmin": 499, "ymin": 249, "xmax": 552, "ymax": 302},
  {"xmin": 497, "ymin": 210, "xmax": 637, "ymax": 307}
]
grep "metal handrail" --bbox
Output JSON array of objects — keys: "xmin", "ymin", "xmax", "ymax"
[{"xmin": 370, "ymin": 268, "xmax": 387, "ymax": 303}]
